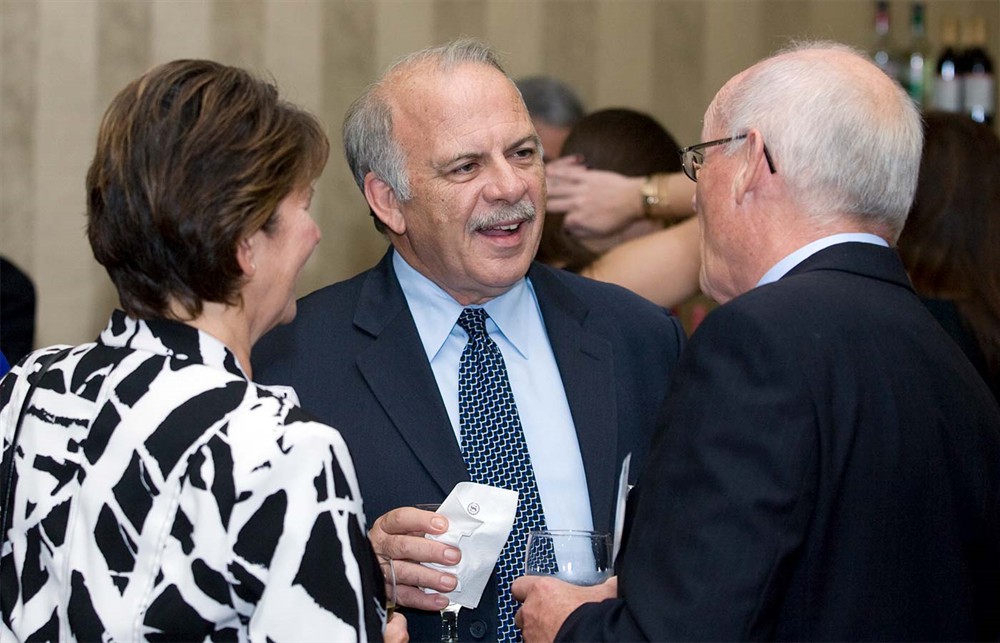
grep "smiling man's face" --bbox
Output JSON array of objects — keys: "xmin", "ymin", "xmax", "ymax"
[{"xmin": 385, "ymin": 62, "xmax": 546, "ymax": 305}]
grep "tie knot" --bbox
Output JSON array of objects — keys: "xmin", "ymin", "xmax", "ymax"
[{"xmin": 457, "ymin": 307, "xmax": 489, "ymax": 339}]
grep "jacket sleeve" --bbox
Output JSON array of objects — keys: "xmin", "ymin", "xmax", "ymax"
[
  {"xmin": 558, "ymin": 303, "xmax": 819, "ymax": 640},
  {"xmin": 211, "ymin": 399, "xmax": 385, "ymax": 641}
]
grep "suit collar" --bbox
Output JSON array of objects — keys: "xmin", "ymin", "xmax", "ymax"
[
  {"xmin": 354, "ymin": 248, "xmax": 408, "ymax": 337},
  {"xmin": 784, "ymin": 242, "xmax": 914, "ymax": 293},
  {"xmin": 354, "ymin": 249, "xmax": 469, "ymax": 495},
  {"xmin": 758, "ymin": 233, "xmax": 888, "ymax": 287}
]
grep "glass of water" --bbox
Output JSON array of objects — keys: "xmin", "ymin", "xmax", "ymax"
[
  {"xmin": 523, "ymin": 530, "xmax": 613, "ymax": 586},
  {"xmin": 416, "ymin": 503, "xmax": 461, "ymax": 643}
]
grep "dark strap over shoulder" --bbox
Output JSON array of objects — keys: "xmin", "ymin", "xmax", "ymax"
[{"xmin": 1, "ymin": 347, "xmax": 73, "ymax": 544}]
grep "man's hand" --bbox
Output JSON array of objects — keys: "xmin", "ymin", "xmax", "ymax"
[
  {"xmin": 512, "ymin": 575, "xmax": 618, "ymax": 643},
  {"xmin": 370, "ymin": 506, "xmax": 462, "ymax": 611},
  {"xmin": 545, "ymin": 156, "xmax": 644, "ymax": 238},
  {"xmin": 384, "ymin": 611, "xmax": 409, "ymax": 643}
]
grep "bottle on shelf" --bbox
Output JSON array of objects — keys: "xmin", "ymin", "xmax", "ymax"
[
  {"xmin": 904, "ymin": 1, "xmax": 931, "ymax": 108},
  {"xmin": 872, "ymin": 1, "xmax": 901, "ymax": 84},
  {"xmin": 933, "ymin": 17, "xmax": 962, "ymax": 112},
  {"xmin": 960, "ymin": 17, "xmax": 995, "ymax": 125}
]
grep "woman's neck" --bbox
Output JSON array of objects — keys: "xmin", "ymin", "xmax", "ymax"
[{"xmin": 167, "ymin": 300, "xmax": 254, "ymax": 378}]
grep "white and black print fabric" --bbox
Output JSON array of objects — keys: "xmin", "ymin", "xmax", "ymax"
[{"xmin": 0, "ymin": 311, "xmax": 384, "ymax": 641}]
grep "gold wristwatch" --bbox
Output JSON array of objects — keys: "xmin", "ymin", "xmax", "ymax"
[{"xmin": 640, "ymin": 175, "xmax": 660, "ymax": 218}]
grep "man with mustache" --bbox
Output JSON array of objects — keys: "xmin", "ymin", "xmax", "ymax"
[{"xmin": 253, "ymin": 40, "xmax": 685, "ymax": 642}]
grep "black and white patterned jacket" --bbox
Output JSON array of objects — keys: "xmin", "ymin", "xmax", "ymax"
[{"xmin": 0, "ymin": 311, "xmax": 384, "ymax": 641}]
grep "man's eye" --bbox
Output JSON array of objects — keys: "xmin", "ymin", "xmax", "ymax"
[
  {"xmin": 454, "ymin": 163, "xmax": 477, "ymax": 175},
  {"xmin": 513, "ymin": 148, "xmax": 535, "ymax": 160}
]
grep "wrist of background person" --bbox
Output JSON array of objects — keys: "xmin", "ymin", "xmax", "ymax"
[{"xmin": 641, "ymin": 172, "xmax": 695, "ymax": 220}]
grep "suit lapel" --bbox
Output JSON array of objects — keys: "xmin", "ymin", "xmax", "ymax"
[
  {"xmin": 354, "ymin": 251, "xmax": 469, "ymax": 496},
  {"xmin": 529, "ymin": 263, "xmax": 619, "ymax": 532}
]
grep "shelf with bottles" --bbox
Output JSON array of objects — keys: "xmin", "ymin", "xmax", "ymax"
[
  {"xmin": 932, "ymin": 14, "xmax": 995, "ymax": 126},
  {"xmin": 870, "ymin": 2, "xmax": 996, "ymax": 128}
]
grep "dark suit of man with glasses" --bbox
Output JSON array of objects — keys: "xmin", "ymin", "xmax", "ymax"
[{"xmin": 514, "ymin": 40, "xmax": 1000, "ymax": 642}]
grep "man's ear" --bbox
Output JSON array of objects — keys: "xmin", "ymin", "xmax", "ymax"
[
  {"xmin": 365, "ymin": 172, "xmax": 406, "ymax": 235},
  {"xmin": 236, "ymin": 235, "xmax": 257, "ymax": 277},
  {"xmin": 733, "ymin": 128, "xmax": 768, "ymax": 205}
]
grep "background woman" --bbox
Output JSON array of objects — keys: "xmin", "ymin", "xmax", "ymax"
[
  {"xmin": 897, "ymin": 111, "xmax": 1000, "ymax": 401},
  {"xmin": 538, "ymin": 108, "xmax": 702, "ymax": 312},
  {"xmin": 0, "ymin": 60, "xmax": 404, "ymax": 641},
  {"xmin": 537, "ymin": 107, "xmax": 682, "ymax": 272}
]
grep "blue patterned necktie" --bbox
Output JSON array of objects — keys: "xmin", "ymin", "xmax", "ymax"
[{"xmin": 457, "ymin": 307, "xmax": 547, "ymax": 642}]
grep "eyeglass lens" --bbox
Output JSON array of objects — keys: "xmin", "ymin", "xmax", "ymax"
[{"xmin": 682, "ymin": 150, "xmax": 703, "ymax": 182}]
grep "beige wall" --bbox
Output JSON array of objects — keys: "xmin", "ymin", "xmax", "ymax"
[{"xmin": 1, "ymin": 0, "xmax": 998, "ymax": 349}]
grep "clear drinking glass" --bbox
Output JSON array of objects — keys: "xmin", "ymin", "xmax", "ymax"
[
  {"xmin": 524, "ymin": 529, "xmax": 613, "ymax": 586},
  {"xmin": 416, "ymin": 503, "xmax": 461, "ymax": 643},
  {"xmin": 385, "ymin": 557, "xmax": 397, "ymax": 620}
]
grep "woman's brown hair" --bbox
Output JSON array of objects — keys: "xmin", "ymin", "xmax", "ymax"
[
  {"xmin": 537, "ymin": 108, "xmax": 682, "ymax": 272},
  {"xmin": 898, "ymin": 111, "xmax": 1000, "ymax": 384},
  {"xmin": 86, "ymin": 59, "xmax": 329, "ymax": 320}
]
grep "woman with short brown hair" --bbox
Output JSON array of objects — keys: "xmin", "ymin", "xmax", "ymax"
[{"xmin": 1, "ymin": 59, "xmax": 400, "ymax": 641}]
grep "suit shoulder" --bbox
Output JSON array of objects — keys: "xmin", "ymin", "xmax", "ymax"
[
  {"xmin": 535, "ymin": 264, "xmax": 682, "ymax": 340},
  {"xmin": 296, "ymin": 271, "xmax": 369, "ymax": 316},
  {"xmin": 252, "ymin": 269, "xmax": 371, "ymax": 384},
  {"xmin": 532, "ymin": 262, "xmax": 672, "ymax": 317}
]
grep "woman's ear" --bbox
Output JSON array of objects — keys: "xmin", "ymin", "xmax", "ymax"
[
  {"xmin": 365, "ymin": 172, "xmax": 406, "ymax": 235},
  {"xmin": 236, "ymin": 235, "xmax": 257, "ymax": 276}
]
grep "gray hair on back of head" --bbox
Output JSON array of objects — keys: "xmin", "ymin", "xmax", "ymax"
[
  {"xmin": 707, "ymin": 40, "xmax": 923, "ymax": 240},
  {"xmin": 342, "ymin": 39, "xmax": 508, "ymax": 231}
]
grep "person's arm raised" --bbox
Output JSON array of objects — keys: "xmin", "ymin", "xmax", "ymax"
[
  {"xmin": 546, "ymin": 157, "xmax": 695, "ymax": 239},
  {"xmin": 581, "ymin": 216, "xmax": 702, "ymax": 309}
]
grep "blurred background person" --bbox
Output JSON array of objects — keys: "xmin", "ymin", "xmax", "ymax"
[
  {"xmin": 515, "ymin": 75, "xmax": 585, "ymax": 163},
  {"xmin": 0, "ymin": 256, "xmax": 37, "ymax": 365},
  {"xmin": 897, "ymin": 111, "xmax": 1000, "ymax": 402},
  {"xmin": 536, "ymin": 108, "xmax": 702, "ymax": 314},
  {"xmin": 575, "ymin": 215, "xmax": 702, "ymax": 313},
  {"xmin": 536, "ymin": 107, "xmax": 682, "ymax": 271},
  {"xmin": 545, "ymin": 152, "xmax": 695, "ymax": 240},
  {"xmin": 0, "ymin": 59, "xmax": 403, "ymax": 641}
]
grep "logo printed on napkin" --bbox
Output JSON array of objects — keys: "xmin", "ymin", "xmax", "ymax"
[{"xmin": 422, "ymin": 482, "xmax": 518, "ymax": 609}]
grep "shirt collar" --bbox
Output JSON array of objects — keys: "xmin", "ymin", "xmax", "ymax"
[
  {"xmin": 756, "ymin": 233, "xmax": 888, "ymax": 287},
  {"xmin": 99, "ymin": 309, "xmax": 249, "ymax": 379},
  {"xmin": 393, "ymin": 250, "xmax": 534, "ymax": 360}
]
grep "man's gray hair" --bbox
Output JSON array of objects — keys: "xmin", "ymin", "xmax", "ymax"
[
  {"xmin": 342, "ymin": 39, "xmax": 508, "ymax": 231},
  {"xmin": 515, "ymin": 75, "xmax": 585, "ymax": 128},
  {"xmin": 707, "ymin": 40, "xmax": 923, "ymax": 239}
]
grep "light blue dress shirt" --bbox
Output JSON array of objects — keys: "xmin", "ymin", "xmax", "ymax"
[
  {"xmin": 393, "ymin": 251, "xmax": 594, "ymax": 532},
  {"xmin": 756, "ymin": 233, "xmax": 889, "ymax": 287}
]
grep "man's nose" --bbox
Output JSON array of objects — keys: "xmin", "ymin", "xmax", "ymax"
[{"xmin": 483, "ymin": 160, "xmax": 529, "ymax": 203}]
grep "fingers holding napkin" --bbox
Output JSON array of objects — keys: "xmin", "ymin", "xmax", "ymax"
[{"xmin": 422, "ymin": 482, "xmax": 518, "ymax": 609}]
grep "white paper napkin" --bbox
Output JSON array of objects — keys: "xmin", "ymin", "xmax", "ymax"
[{"xmin": 422, "ymin": 482, "xmax": 518, "ymax": 608}]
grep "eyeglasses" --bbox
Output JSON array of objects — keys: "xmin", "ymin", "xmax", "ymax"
[{"xmin": 679, "ymin": 134, "xmax": 777, "ymax": 182}]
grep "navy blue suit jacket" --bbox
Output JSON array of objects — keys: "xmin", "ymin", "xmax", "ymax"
[
  {"xmin": 560, "ymin": 243, "xmax": 1000, "ymax": 641},
  {"xmin": 254, "ymin": 249, "xmax": 685, "ymax": 641}
]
